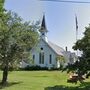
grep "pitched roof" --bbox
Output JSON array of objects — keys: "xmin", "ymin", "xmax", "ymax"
[
  {"xmin": 47, "ymin": 41, "xmax": 65, "ymax": 56},
  {"xmin": 41, "ymin": 39, "xmax": 65, "ymax": 56}
]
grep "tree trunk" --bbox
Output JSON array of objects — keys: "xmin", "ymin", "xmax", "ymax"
[{"xmin": 1, "ymin": 65, "xmax": 8, "ymax": 85}]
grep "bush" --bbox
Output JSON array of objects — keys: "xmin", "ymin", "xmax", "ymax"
[{"xmin": 20, "ymin": 65, "xmax": 48, "ymax": 71}]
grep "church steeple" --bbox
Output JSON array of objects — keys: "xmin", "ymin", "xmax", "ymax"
[
  {"xmin": 39, "ymin": 15, "xmax": 48, "ymax": 42},
  {"xmin": 41, "ymin": 15, "xmax": 47, "ymax": 31}
]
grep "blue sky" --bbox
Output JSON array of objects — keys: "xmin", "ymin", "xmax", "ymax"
[{"xmin": 4, "ymin": 0, "xmax": 90, "ymax": 52}]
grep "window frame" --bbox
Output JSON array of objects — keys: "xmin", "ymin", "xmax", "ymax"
[{"xmin": 49, "ymin": 54, "xmax": 52, "ymax": 64}]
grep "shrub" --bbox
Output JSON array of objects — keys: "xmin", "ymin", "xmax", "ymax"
[{"xmin": 20, "ymin": 65, "xmax": 48, "ymax": 71}]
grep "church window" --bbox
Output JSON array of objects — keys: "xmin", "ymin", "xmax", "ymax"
[
  {"xmin": 39, "ymin": 53, "xmax": 41, "ymax": 64},
  {"xmin": 42, "ymin": 52, "xmax": 44, "ymax": 64},
  {"xmin": 33, "ymin": 55, "xmax": 35, "ymax": 60},
  {"xmin": 49, "ymin": 54, "xmax": 52, "ymax": 64},
  {"xmin": 42, "ymin": 33, "xmax": 45, "ymax": 35},
  {"xmin": 39, "ymin": 52, "xmax": 44, "ymax": 64},
  {"xmin": 41, "ymin": 47, "xmax": 43, "ymax": 50},
  {"xmin": 32, "ymin": 55, "xmax": 35, "ymax": 64}
]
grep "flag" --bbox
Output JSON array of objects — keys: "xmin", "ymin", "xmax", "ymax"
[
  {"xmin": 75, "ymin": 15, "xmax": 78, "ymax": 30},
  {"xmin": 75, "ymin": 15, "xmax": 78, "ymax": 41}
]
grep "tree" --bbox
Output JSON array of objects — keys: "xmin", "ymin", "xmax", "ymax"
[
  {"xmin": 73, "ymin": 26, "xmax": 90, "ymax": 77},
  {"xmin": 0, "ymin": 0, "xmax": 5, "ymax": 15},
  {"xmin": 0, "ymin": 11, "xmax": 39, "ymax": 85},
  {"xmin": 0, "ymin": 0, "xmax": 5, "ymax": 29},
  {"xmin": 64, "ymin": 25, "xmax": 90, "ymax": 79}
]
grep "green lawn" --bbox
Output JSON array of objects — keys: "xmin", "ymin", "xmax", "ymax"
[{"xmin": 0, "ymin": 71, "xmax": 90, "ymax": 90}]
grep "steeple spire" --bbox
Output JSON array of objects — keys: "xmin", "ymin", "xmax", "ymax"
[
  {"xmin": 40, "ymin": 15, "xmax": 48, "ymax": 32},
  {"xmin": 39, "ymin": 14, "xmax": 48, "ymax": 42},
  {"xmin": 41, "ymin": 15, "xmax": 47, "ymax": 31}
]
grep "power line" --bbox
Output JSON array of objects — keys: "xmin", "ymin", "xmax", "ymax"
[{"xmin": 40, "ymin": 0, "xmax": 90, "ymax": 4}]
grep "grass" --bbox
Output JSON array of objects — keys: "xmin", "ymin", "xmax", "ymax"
[{"xmin": 0, "ymin": 71, "xmax": 90, "ymax": 90}]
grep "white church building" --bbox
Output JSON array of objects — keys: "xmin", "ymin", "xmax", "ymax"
[{"xmin": 21, "ymin": 15, "xmax": 77, "ymax": 69}]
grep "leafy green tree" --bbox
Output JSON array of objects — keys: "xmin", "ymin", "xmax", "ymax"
[
  {"xmin": 0, "ymin": 11, "xmax": 39, "ymax": 84},
  {"xmin": 0, "ymin": 0, "xmax": 5, "ymax": 29},
  {"xmin": 73, "ymin": 26, "xmax": 90, "ymax": 77},
  {"xmin": 64, "ymin": 25, "xmax": 90, "ymax": 79},
  {"xmin": 0, "ymin": 0, "xmax": 5, "ymax": 15}
]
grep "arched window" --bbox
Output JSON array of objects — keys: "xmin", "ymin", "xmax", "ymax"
[
  {"xmin": 32, "ymin": 55, "xmax": 35, "ymax": 64},
  {"xmin": 39, "ymin": 48, "xmax": 44, "ymax": 64},
  {"xmin": 33, "ymin": 55, "xmax": 35, "ymax": 60},
  {"xmin": 39, "ymin": 53, "xmax": 41, "ymax": 64},
  {"xmin": 49, "ymin": 54, "xmax": 52, "ymax": 64}
]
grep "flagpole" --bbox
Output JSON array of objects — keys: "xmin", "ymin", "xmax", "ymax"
[
  {"xmin": 75, "ymin": 14, "xmax": 78, "ymax": 42},
  {"xmin": 75, "ymin": 14, "xmax": 78, "ymax": 58}
]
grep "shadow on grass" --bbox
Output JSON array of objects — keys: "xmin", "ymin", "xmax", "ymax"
[
  {"xmin": 45, "ymin": 82, "xmax": 90, "ymax": 90},
  {"xmin": 0, "ymin": 81, "xmax": 23, "ymax": 89}
]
